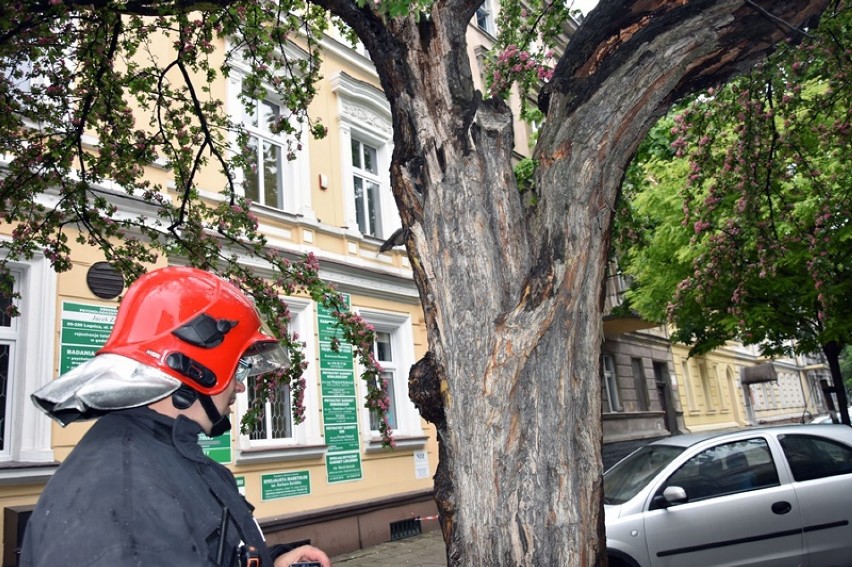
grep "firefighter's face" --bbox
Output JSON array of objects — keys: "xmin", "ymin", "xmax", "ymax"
[{"xmin": 211, "ymin": 374, "xmax": 246, "ymax": 416}]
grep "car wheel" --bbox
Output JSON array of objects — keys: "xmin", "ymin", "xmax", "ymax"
[{"xmin": 607, "ymin": 550, "xmax": 641, "ymax": 567}]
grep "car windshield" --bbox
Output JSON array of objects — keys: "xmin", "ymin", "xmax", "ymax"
[{"xmin": 604, "ymin": 445, "xmax": 685, "ymax": 505}]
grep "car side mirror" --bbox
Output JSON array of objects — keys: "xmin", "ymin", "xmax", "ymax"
[{"xmin": 653, "ymin": 486, "xmax": 688, "ymax": 509}]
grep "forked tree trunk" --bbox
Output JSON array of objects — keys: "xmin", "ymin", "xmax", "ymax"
[{"xmin": 321, "ymin": 0, "xmax": 831, "ymax": 564}]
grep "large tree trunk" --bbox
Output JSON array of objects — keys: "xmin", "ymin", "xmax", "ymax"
[{"xmin": 322, "ymin": 0, "xmax": 830, "ymax": 564}]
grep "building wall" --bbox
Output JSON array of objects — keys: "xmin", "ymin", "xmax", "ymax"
[
  {"xmin": 0, "ymin": 27, "xmax": 448, "ymax": 564},
  {"xmin": 600, "ymin": 327, "xmax": 682, "ymax": 468}
]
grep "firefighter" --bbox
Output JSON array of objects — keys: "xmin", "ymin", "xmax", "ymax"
[{"xmin": 21, "ymin": 266, "xmax": 331, "ymax": 567}]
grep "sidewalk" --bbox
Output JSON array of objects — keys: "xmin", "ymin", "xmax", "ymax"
[{"xmin": 331, "ymin": 529, "xmax": 447, "ymax": 567}]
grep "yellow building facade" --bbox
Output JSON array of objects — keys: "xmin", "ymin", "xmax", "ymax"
[
  {"xmin": 670, "ymin": 341, "xmax": 831, "ymax": 434},
  {"xmin": 0, "ymin": 15, "xmax": 496, "ymax": 563}
]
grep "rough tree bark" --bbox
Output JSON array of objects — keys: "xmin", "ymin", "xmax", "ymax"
[{"xmin": 308, "ymin": 0, "xmax": 833, "ymax": 564}]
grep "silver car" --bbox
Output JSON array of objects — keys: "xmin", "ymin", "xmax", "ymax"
[{"xmin": 604, "ymin": 424, "xmax": 852, "ymax": 567}]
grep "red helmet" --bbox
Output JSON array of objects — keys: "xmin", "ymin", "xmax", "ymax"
[{"xmin": 99, "ymin": 266, "xmax": 288, "ymax": 395}]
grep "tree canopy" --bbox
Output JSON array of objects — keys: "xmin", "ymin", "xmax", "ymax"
[
  {"xmin": 0, "ymin": 0, "xmax": 399, "ymax": 440},
  {"xmin": 616, "ymin": 0, "xmax": 851, "ymax": 419}
]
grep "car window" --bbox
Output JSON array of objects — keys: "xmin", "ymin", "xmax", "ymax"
[
  {"xmin": 658, "ymin": 438, "xmax": 779, "ymax": 504},
  {"xmin": 604, "ymin": 445, "xmax": 685, "ymax": 505},
  {"xmin": 779, "ymin": 434, "xmax": 852, "ymax": 482}
]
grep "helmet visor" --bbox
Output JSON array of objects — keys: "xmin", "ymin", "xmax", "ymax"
[{"xmin": 236, "ymin": 340, "xmax": 289, "ymax": 382}]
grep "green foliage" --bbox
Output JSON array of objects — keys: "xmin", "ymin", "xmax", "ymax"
[
  {"xmin": 514, "ymin": 157, "xmax": 537, "ymax": 196},
  {"xmin": 0, "ymin": 0, "xmax": 394, "ymax": 445},
  {"xmin": 615, "ymin": 1, "xmax": 852, "ymax": 359},
  {"xmin": 841, "ymin": 345, "xmax": 852, "ymax": 392}
]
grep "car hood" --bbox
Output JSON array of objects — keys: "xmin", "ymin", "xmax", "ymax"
[{"xmin": 603, "ymin": 503, "xmax": 622, "ymax": 524}]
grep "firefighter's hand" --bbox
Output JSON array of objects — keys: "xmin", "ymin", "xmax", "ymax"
[{"xmin": 272, "ymin": 544, "xmax": 331, "ymax": 567}]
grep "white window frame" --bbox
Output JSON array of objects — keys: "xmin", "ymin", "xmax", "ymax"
[
  {"xmin": 355, "ymin": 308, "xmax": 424, "ymax": 450},
  {"xmin": 475, "ymin": 0, "xmax": 494, "ymax": 34},
  {"xmin": 330, "ymin": 72, "xmax": 396, "ymax": 241},
  {"xmin": 2, "ymin": 47, "xmax": 72, "ymax": 123},
  {"xmin": 350, "ymin": 137, "xmax": 384, "ymax": 237},
  {"xmin": 235, "ymin": 297, "xmax": 323, "ymax": 460},
  {"xmin": 225, "ymin": 50, "xmax": 313, "ymax": 219},
  {"xmin": 0, "ymin": 252, "xmax": 56, "ymax": 465},
  {"xmin": 602, "ymin": 353, "xmax": 622, "ymax": 413}
]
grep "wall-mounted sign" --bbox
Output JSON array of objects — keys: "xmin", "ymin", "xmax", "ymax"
[
  {"xmin": 198, "ymin": 430, "xmax": 232, "ymax": 464},
  {"xmin": 326, "ymin": 453, "xmax": 362, "ymax": 484},
  {"xmin": 261, "ymin": 471, "xmax": 311, "ymax": 500},
  {"xmin": 59, "ymin": 302, "xmax": 118, "ymax": 375},
  {"xmin": 318, "ymin": 297, "xmax": 363, "ymax": 484}
]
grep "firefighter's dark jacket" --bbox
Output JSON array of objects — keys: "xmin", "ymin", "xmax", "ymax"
[{"xmin": 20, "ymin": 406, "xmax": 277, "ymax": 566}]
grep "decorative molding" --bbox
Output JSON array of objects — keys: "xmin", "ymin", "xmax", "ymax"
[
  {"xmin": 236, "ymin": 445, "xmax": 327, "ymax": 465},
  {"xmin": 0, "ymin": 463, "xmax": 58, "ymax": 486},
  {"xmin": 364, "ymin": 436, "xmax": 428, "ymax": 453},
  {"xmin": 341, "ymin": 101, "xmax": 392, "ymax": 136}
]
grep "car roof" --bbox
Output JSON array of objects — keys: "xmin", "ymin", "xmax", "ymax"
[{"xmin": 645, "ymin": 423, "xmax": 852, "ymax": 449}]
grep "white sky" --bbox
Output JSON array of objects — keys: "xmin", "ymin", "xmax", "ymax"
[{"xmin": 570, "ymin": 0, "xmax": 600, "ymax": 15}]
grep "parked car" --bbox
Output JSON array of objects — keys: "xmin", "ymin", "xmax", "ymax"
[
  {"xmin": 809, "ymin": 406, "xmax": 852, "ymax": 424},
  {"xmin": 604, "ymin": 424, "xmax": 852, "ymax": 567}
]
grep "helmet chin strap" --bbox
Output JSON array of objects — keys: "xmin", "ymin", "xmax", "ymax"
[
  {"xmin": 171, "ymin": 385, "xmax": 231, "ymax": 437},
  {"xmin": 199, "ymin": 394, "xmax": 232, "ymax": 437}
]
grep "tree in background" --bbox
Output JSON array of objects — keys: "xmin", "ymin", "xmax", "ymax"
[
  {"xmin": 1, "ymin": 0, "xmax": 832, "ymax": 563},
  {"xmin": 841, "ymin": 345, "xmax": 852, "ymax": 393},
  {"xmin": 617, "ymin": 1, "xmax": 851, "ymax": 425}
]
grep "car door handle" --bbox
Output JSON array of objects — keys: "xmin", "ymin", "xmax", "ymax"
[{"xmin": 772, "ymin": 501, "xmax": 793, "ymax": 515}]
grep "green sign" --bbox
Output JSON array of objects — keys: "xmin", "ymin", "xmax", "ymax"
[
  {"xmin": 317, "ymin": 297, "xmax": 363, "ymax": 484},
  {"xmin": 60, "ymin": 320, "xmax": 113, "ymax": 346},
  {"xmin": 317, "ymin": 347, "xmax": 355, "ymax": 370},
  {"xmin": 261, "ymin": 471, "xmax": 311, "ymax": 500},
  {"xmin": 321, "ymin": 369, "xmax": 357, "ymax": 397},
  {"xmin": 59, "ymin": 302, "xmax": 117, "ymax": 374},
  {"xmin": 198, "ymin": 430, "xmax": 232, "ymax": 464},
  {"xmin": 324, "ymin": 424, "xmax": 360, "ymax": 453},
  {"xmin": 322, "ymin": 397, "xmax": 358, "ymax": 425},
  {"xmin": 235, "ymin": 476, "xmax": 246, "ymax": 496},
  {"xmin": 326, "ymin": 453, "xmax": 363, "ymax": 483}
]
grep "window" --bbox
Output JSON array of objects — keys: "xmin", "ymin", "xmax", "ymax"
[
  {"xmin": 779, "ymin": 434, "xmax": 852, "ymax": 482},
  {"xmin": 356, "ymin": 309, "xmax": 423, "ymax": 449},
  {"xmin": 2, "ymin": 53, "xmax": 54, "ymax": 111},
  {"xmin": 368, "ymin": 331, "xmax": 397, "ymax": 431},
  {"xmin": 660, "ymin": 438, "xmax": 779, "ymax": 504},
  {"xmin": 0, "ymin": 255, "xmax": 56, "ymax": 467},
  {"xmin": 712, "ymin": 365, "xmax": 727, "ymax": 411},
  {"xmin": 330, "ymin": 72, "xmax": 395, "ymax": 242},
  {"xmin": 0, "ymin": 273, "xmax": 18, "ymax": 452},
  {"xmin": 682, "ymin": 359, "xmax": 698, "ymax": 412},
  {"xmin": 226, "ymin": 57, "xmax": 312, "ymax": 217},
  {"xmin": 475, "ymin": 1, "xmax": 494, "ymax": 34},
  {"xmin": 351, "ymin": 138, "xmax": 382, "ymax": 237},
  {"xmin": 247, "ymin": 374, "xmax": 292, "ymax": 441},
  {"xmin": 652, "ymin": 361, "xmax": 669, "ymax": 387},
  {"xmin": 242, "ymin": 96, "xmax": 286, "ymax": 209},
  {"xmin": 602, "ymin": 354, "xmax": 622, "ymax": 413},
  {"xmin": 631, "ymin": 357, "xmax": 649, "ymax": 411},
  {"xmin": 235, "ymin": 297, "xmax": 322, "ymax": 456},
  {"xmin": 698, "ymin": 362, "xmax": 715, "ymax": 411}
]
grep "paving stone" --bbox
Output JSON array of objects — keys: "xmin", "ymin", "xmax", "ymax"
[{"xmin": 331, "ymin": 529, "xmax": 446, "ymax": 567}]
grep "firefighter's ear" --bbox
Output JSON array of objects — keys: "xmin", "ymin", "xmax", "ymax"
[{"xmin": 172, "ymin": 384, "xmax": 198, "ymax": 410}]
